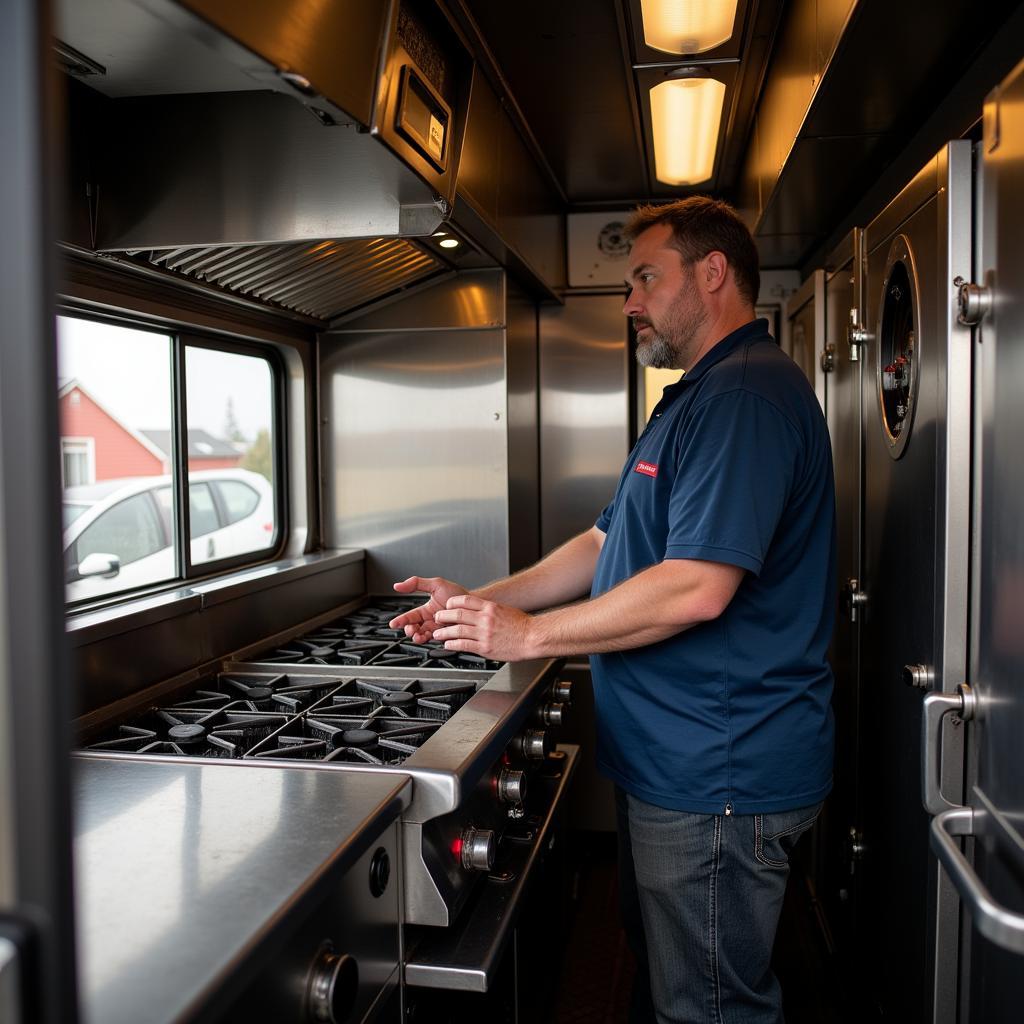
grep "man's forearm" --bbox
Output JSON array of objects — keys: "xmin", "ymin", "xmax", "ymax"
[
  {"xmin": 527, "ymin": 558, "xmax": 743, "ymax": 657},
  {"xmin": 474, "ymin": 528, "xmax": 604, "ymax": 612}
]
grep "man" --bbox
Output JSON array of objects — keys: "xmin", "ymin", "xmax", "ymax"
[{"xmin": 390, "ymin": 196, "xmax": 836, "ymax": 1023}]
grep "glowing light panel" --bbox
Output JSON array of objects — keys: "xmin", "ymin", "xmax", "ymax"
[
  {"xmin": 640, "ymin": 0, "xmax": 739, "ymax": 54},
  {"xmin": 650, "ymin": 77, "xmax": 726, "ymax": 185}
]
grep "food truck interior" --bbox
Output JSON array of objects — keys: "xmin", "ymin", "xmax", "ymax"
[{"xmin": 3, "ymin": 0, "xmax": 1024, "ymax": 1021}]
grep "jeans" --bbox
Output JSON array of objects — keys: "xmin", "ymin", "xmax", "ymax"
[{"xmin": 616, "ymin": 787, "xmax": 821, "ymax": 1024}]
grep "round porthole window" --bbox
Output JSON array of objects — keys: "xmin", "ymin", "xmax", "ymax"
[{"xmin": 876, "ymin": 235, "xmax": 920, "ymax": 459}]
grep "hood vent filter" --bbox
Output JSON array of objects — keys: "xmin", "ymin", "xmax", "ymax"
[{"xmin": 130, "ymin": 238, "xmax": 442, "ymax": 321}]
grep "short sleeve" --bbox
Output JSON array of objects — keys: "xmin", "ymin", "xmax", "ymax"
[
  {"xmin": 664, "ymin": 391, "xmax": 800, "ymax": 575},
  {"xmin": 595, "ymin": 499, "xmax": 615, "ymax": 532}
]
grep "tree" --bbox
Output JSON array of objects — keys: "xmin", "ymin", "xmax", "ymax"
[
  {"xmin": 240, "ymin": 428, "xmax": 272, "ymax": 482},
  {"xmin": 223, "ymin": 397, "xmax": 245, "ymax": 443}
]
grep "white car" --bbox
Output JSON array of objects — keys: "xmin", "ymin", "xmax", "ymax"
[{"xmin": 63, "ymin": 468, "xmax": 275, "ymax": 603}]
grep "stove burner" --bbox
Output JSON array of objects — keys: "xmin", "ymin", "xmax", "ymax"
[
  {"xmin": 253, "ymin": 598, "xmax": 501, "ymax": 671},
  {"xmin": 164, "ymin": 673, "xmax": 344, "ymax": 714},
  {"xmin": 381, "ymin": 691, "xmax": 415, "ymax": 709},
  {"xmin": 258, "ymin": 638, "xmax": 394, "ymax": 667},
  {"xmin": 85, "ymin": 708, "xmax": 289, "ymax": 758},
  {"xmin": 373, "ymin": 642, "xmax": 500, "ymax": 671},
  {"xmin": 167, "ymin": 723, "xmax": 208, "ymax": 745},
  {"xmin": 341, "ymin": 729, "xmax": 378, "ymax": 748},
  {"xmin": 247, "ymin": 714, "xmax": 442, "ymax": 765}
]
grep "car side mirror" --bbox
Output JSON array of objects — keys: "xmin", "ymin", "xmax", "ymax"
[{"xmin": 77, "ymin": 552, "xmax": 122, "ymax": 579}]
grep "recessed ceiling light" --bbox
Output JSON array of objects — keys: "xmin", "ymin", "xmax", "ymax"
[
  {"xmin": 640, "ymin": 0, "xmax": 738, "ymax": 55},
  {"xmin": 650, "ymin": 77, "xmax": 726, "ymax": 185},
  {"xmin": 432, "ymin": 231, "xmax": 448, "ymax": 237},
  {"xmin": 439, "ymin": 238, "xmax": 460, "ymax": 249}
]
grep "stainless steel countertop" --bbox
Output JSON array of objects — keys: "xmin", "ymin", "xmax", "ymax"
[{"xmin": 73, "ymin": 757, "xmax": 410, "ymax": 1024}]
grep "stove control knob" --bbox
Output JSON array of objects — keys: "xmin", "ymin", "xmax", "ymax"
[
  {"xmin": 307, "ymin": 944, "xmax": 358, "ymax": 1023},
  {"xmin": 537, "ymin": 702, "xmax": 565, "ymax": 727},
  {"xmin": 497, "ymin": 768, "xmax": 527, "ymax": 804},
  {"xmin": 516, "ymin": 729, "xmax": 552, "ymax": 760},
  {"xmin": 461, "ymin": 827, "xmax": 496, "ymax": 872},
  {"xmin": 550, "ymin": 679, "xmax": 573, "ymax": 704}
]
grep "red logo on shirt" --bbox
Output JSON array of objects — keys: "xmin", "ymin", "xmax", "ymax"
[{"xmin": 635, "ymin": 461, "xmax": 658, "ymax": 478}]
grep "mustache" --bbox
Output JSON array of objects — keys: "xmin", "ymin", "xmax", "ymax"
[{"xmin": 632, "ymin": 318, "xmax": 653, "ymax": 331}]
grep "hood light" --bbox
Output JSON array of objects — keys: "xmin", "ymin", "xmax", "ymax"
[
  {"xmin": 640, "ymin": 0, "xmax": 738, "ymax": 55},
  {"xmin": 650, "ymin": 76, "xmax": 725, "ymax": 185},
  {"xmin": 439, "ymin": 238, "xmax": 460, "ymax": 249}
]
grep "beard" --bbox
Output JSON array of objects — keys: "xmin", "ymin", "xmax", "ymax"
[{"xmin": 634, "ymin": 271, "xmax": 708, "ymax": 369}]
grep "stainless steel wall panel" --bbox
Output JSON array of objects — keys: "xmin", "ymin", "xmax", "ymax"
[
  {"xmin": 506, "ymin": 283, "xmax": 540, "ymax": 572},
  {"xmin": 538, "ymin": 295, "xmax": 631, "ymax": 555},
  {"xmin": 334, "ymin": 269, "xmax": 505, "ymax": 332},
  {"xmin": 324, "ymin": 273, "xmax": 515, "ymax": 590}
]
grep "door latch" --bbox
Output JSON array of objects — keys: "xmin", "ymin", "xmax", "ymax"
[
  {"xmin": 953, "ymin": 275, "xmax": 993, "ymax": 326},
  {"xmin": 847, "ymin": 309, "xmax": 873, "ymax": 362},
  {"xmin": 820, "ymin": 344, "xmax": 836, "ymax": 373},
  {"xmin": 843, "ymin": 578, "xmax": 868, "ymax": 622}
]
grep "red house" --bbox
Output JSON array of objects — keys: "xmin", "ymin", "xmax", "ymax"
[{"xmin": 58, "ymin": 379, "xmax": 241, "ymax": 487}]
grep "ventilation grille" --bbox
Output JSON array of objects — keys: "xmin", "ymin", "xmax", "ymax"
[{"xmin": 130, "ymin": 238, "xmax": 442, "ymax": 320}]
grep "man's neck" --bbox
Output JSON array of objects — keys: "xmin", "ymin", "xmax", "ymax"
[{"xmin": 682, "ymin": 306, "xmax": 757, "ymax": 371}]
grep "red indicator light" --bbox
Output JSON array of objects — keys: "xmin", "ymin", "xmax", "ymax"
[{"xmin": 451, "ymin": 837, "xmax": 464, "ymax": 859}]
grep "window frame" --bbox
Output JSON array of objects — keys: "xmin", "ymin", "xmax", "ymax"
[
  {"xmin": 56, "ymin": 306, "xmax": 289, "ymax": 608},
  {"xmin": 59, "ymin": 436, "xmax": 96, "ymax": 488}
]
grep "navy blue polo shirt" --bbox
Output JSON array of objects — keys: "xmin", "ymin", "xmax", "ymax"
[{"xmin": 591, "ymin": 318, "xmax": 835, "ymax": 814}]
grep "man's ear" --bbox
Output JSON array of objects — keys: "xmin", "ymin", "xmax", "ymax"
[{"xmin": 704, "ymin": 251, "xmax": 729, "ymax": 294}]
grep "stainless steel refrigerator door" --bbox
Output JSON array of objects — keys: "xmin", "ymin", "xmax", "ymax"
[
  {"xmin": 941, "ymin": 58, "xmax": 1024, "ymax": 1024},
  {"xmin": 821, "ymin": 232, "xmax": 865, "ymax": 951},
  {"xmin": 858, "ymin": 141, "xmax": 972, "ymax": 1023}
]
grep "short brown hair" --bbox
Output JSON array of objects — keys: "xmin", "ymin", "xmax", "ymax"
[{"xmin": 625, "ymin": 197, "xmax": 760, "ymax": 305}]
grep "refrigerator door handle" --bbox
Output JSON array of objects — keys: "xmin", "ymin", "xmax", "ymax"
[
  {"xmin": 932, "ymin": 806, "xmax": 1024, "ymax": 955},
  {"xmin": 921, "ymin": 683, "xmax": 975, "ymax": 816}
]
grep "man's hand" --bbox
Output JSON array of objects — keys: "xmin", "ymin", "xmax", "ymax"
[
  {"xmin": 390, "ymin": 576, "xmax": 468, "ymax": 643},
  {"xmin": 432, "ymin": 595, "xmax": 538, "ymax": 662}
]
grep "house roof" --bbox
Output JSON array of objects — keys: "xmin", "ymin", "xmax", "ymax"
[
  {"xmin": 140, "ymin": 429, "xmax": 241, "ymax": 460},
  {"xmin": 58, "ymin": 378, "xmax": 168, "ymax": 461}
]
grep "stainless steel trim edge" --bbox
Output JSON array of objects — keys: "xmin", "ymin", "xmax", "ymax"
[{"xmin": 404, "ymin": 744, "xmax": 580, "ymax": 991}]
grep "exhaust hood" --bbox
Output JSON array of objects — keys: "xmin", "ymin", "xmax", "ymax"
[{"xmin": 56, "ymin": 0, "xmax": 473, "ymax": 250}]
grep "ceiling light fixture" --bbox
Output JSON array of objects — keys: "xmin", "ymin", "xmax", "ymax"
[
  {"xmin": 639, "ymin": 0, "xmax": 739, "ymax": 55},
  {"xmin": 650, "ymin": 75, "xmax": 726, "ymax": 185},
  {"xmin": 439, "ymin": 238, "xmax": 460, "ymax": 249}
]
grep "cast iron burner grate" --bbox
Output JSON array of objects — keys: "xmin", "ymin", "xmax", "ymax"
[
  {"xmin": 371, "ymin": 641, "xmax": 500, "ymax": 671},
  {"xmin": 165, "ymin": 673, "xmax": 345, "ymax": 713},
  {"xmin": 248, "ymin": 715, "xmax": 441, "ymax": 765},
  {"xmin": 339, "ymin": 678, "xmax": 477, "ymax": 722},
  {"xmin": 257, "ymin": 637, "xmax": 395, "ymax": 666},
  {"xmin": 85, "ymin": 708, "xmax": 290, "ymax": 758}
]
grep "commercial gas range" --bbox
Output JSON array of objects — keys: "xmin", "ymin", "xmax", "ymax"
[{"xmin": 77, "ymin": 596, "xmax": 574, "ymax": 936}]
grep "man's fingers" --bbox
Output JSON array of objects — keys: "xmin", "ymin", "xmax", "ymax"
[
  {"xmin": 446, "ymin": 594, "xmax": 487, "ymax": 611},
  {"xmin": 432, "ymin": 623, "xmax": 477, "ymax": 642},
  {"xmin": 393, "ymin": 576, "xmax": 424, "ymax": 594},
  {"xmin": 441, "ymin": 638, "xmax": 481, "ymax": 653},
  {"xmin": 434, "ymin": 607, "xmax": 481, "ymax": 625}
]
